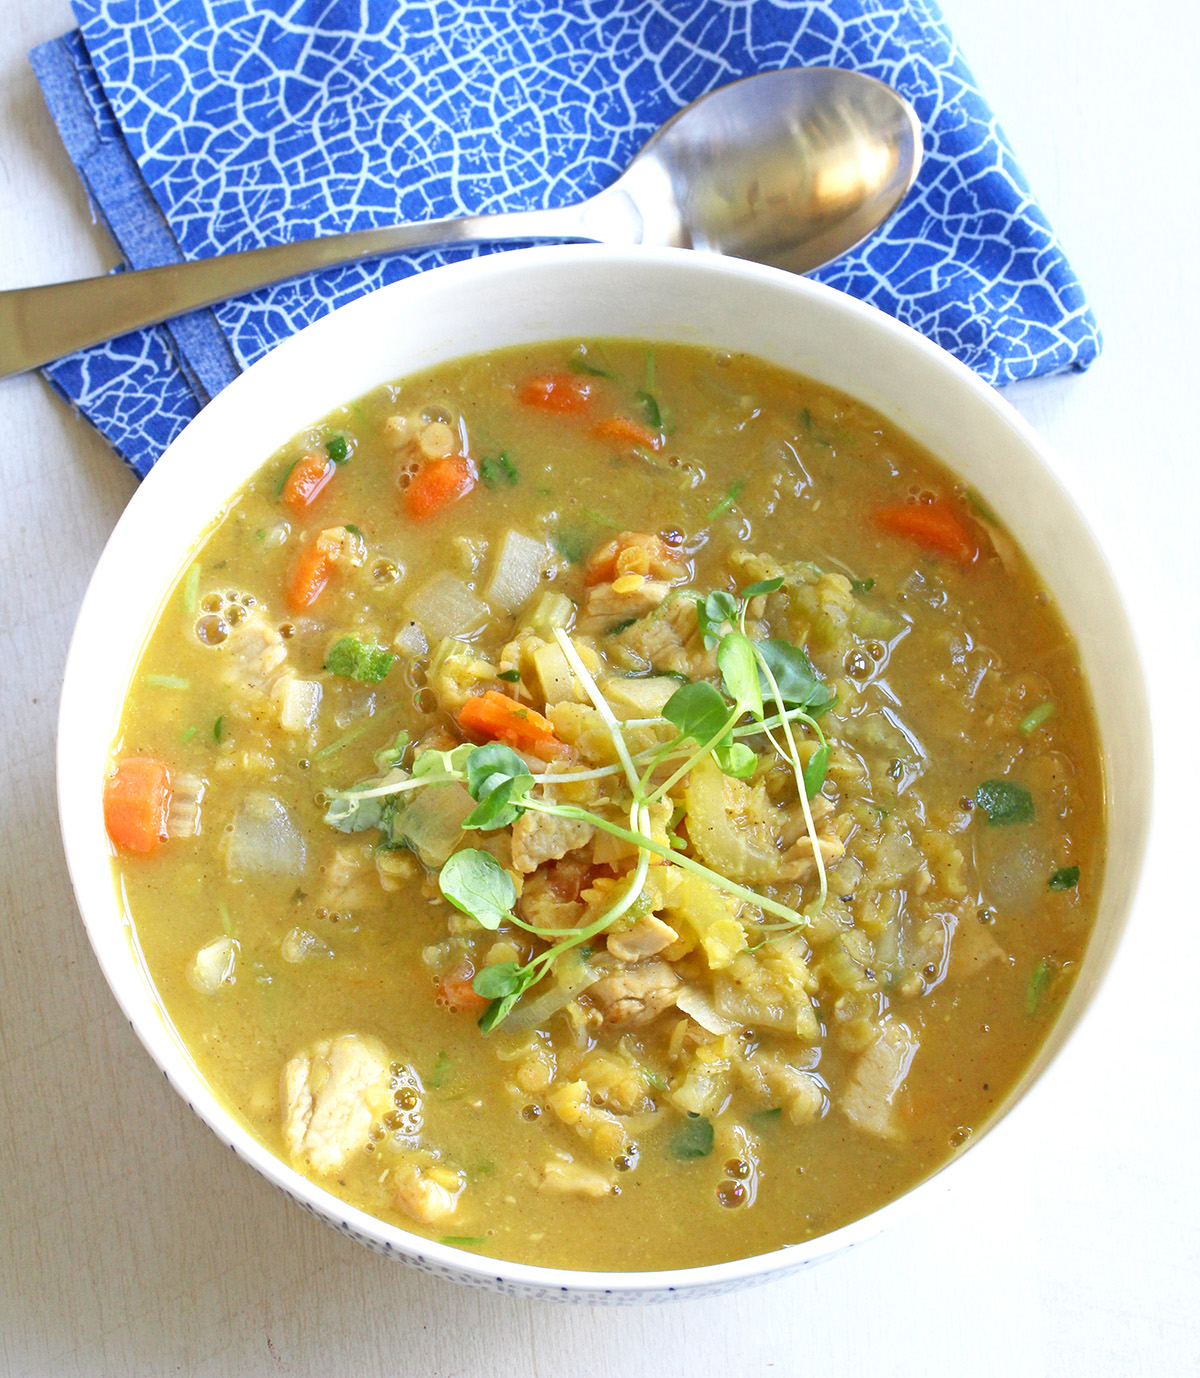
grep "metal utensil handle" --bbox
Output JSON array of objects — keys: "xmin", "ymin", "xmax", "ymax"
[{"xmin": 0, "ymin": 205, "xmax": 589, "ymax": 380}]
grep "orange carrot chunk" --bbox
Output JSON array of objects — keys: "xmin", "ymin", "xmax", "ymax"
[
  {"xmin": 590, "ymin": 415, "xmax": 662, "ymax": 451},
  {"xmin": 103, "ymin": 757, "xmax": 172, "ymax": 854},
  {"xmin": 519, "ymin": 373, "xmax": 592, "ymax": 414},
  {"xmin": 459, "ymin": 690, "xmax": 560, "ymax": 755},
  {"xmin": 405, "ymin": 455, "xmax": 476, "ymax": 521},
  {"xmin": 286, "ymin": 539, "xmax": 333, "ymax": 610},
  {"xmin": 281, "ymin": 453, "xmax": 334, "ymax": 512},
  {"xmin": 440, "ymin": 970, "xmax": 491, "ymax": 1014},
  {"xmin": 872, "ymin": 499, "xmax": 979, "ymax": 565}
]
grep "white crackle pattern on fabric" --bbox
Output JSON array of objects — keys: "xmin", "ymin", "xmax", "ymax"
[{"xmin": 51, "ymin": 0, "xmax": 1100, "ymax": 476}]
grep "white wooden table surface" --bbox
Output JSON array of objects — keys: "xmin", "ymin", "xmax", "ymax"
[{"xmin": 3, "ymin": 3, "xmax": 1197, "ymax": 1373}]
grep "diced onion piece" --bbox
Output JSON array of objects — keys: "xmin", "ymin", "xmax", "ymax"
[
  {"xmin": 485, "ymin": 530, "xmax": 550, "ymax": 613},
  {"xmin": 393, "ymin": 620, "xmax": 428, "ymax": 657},
  {"xmin": 676, "ymin": 986, "xmax": 741, "ymax": 1035},
  {"xmin": 275, "ymin": 674, "xmax": 322, "ymax": 733},
  {"xmin": 186, "ymin": 936, "xmax": 237, "ymax": 994},
  {"xmin": 167, "ymin": 773, "xmax": 205, "ymax": 838},
  {"xmin": 281, "ymin": 927, "xmax": 332, "ymax": 963},
  {"xmin": 395, "ymin": 783, "xmax": 475, "ymax": 867},
  {"xmin": 226, "ymin": 793, "xmax": 306, "ymax": 875},
  {"xmin": 404, "ymin": 572, "xmax": 489, "ymax": 643}
]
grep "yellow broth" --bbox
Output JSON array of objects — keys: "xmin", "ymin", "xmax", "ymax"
[{"xmin": 109, "ymin": 341, "xmax": 1103, "ymax": 1270}]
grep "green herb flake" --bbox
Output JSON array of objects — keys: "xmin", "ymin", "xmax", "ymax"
[
  {"xmin": 552, "ymin": 528, "xmax": 588, "ymax": 564},
  {"xmin": 850, "ymin": 577, "xmax": 876, "ymax": 594},
  {"xmin": 480, "ymin": 453, "xmax": 519, "ymax": 488},
  {"xmin": 1019, "ymin": 701, "xmax": 1056, "ymax": 735},
  {"xmin": 609, "ymin": 617, "xmax": 639, "ymax": 635},
  {"xmin": 183, "ymin": 562, "xmax": 201, "ymax": 615},
  {"xmin": 180, "ymin": 725, "xmax": 198, "ymax": 744},
  {"xmin": 497, "ymin": 669, "xmax": 521, "ymax": 683},
  {"xmin": 707, "ymin": 478, "xmax": 745, "ymax": 522},
  {"xmin": 440, "ymin": 1235, "xmax": 487, "ymax": 1248},
  {"xmin": 255, "ymin": 528, "xmax": 267, "ymax": 542},
  {"xmin": 429, "ymin": 1050, "xmax": 452, "ymax": 1089},
  {"xmin": 1049, "ymin": 865, "xmax": 1080, "ymax": 891},
  {"xmin": 324, "ymin": 636, "xmax": 396, "ymax": 684},
  {"xmin": 750, "ymin": 1106, "xmax": 783, "ymax": 1126},
  {"xmin": 1025, "ymin": 958, "xmax": 1054, "ymax": 1016},
  {"xmin": 344, "ymin": 523, "xmax": 364, "ymax": 538},
  {"xmin": 670, "ymin": 1114, "xmax": 715, "ymax": 1161},
  {"xmin": 325, "ymin": 434, "xmax": 350, "ymax": 464},
  {"xmin": 568, "ymin": 351, "xmax": 610, "ymax": 377},
  {"xmin": 213, "ymin": 714, "xmax": 224, "ymax": 743},
  {"xmin": 274, "ymin": 456, "xmax": 301, "ymax": 499},
  {"xmin": 975, "ymin": 779, "xmax": 1035, "ymax": 826},
  {"xmin": 636, "ymin": 389, "xmax": 662, "ymax": 429}
]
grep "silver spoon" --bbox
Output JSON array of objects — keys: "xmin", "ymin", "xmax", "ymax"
[{"xmin": 0, "ymin": 67, "xmax": 920, "ymax": 380}]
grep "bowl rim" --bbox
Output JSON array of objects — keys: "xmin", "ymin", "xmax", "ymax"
[{"xmin": 57, "ymin": 243, "xmax": 1151, "ymax": 1297}]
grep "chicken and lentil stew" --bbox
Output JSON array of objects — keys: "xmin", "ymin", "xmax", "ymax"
[{"xmin": 105, "ymin": 341, "xmax": 1103, "ymax": 1271}]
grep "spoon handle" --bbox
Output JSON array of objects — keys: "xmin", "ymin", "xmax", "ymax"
[{"xmin": 0, "ymin": 204, "xmax": 597, "ymax": 380}]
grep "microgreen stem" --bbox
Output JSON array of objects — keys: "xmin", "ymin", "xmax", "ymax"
[
  {"xmin": 522, "ymin": 798, "xmax": 803, "ymax": 925},
  {"xmin": 553, "ymin": 628, "xmax": 641, "ymax": 794},
  {"xmin": 644, "ymin": 705, "xmax": 740, "ymax": 806},
  {"xmin": 752, "ymin": 648, "xmax": 828, "ymax": 912}
]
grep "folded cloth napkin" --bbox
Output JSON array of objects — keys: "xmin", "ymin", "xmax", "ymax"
[{"xmin": 30, "ymin": 0, "xmax": 1101, "ymax": 479}]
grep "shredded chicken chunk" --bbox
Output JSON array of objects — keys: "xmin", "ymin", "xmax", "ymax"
[
  {"xmin": 588, "ymin": 960, "xmax": 682, "ymax": 1029},
  {"xmin": 510, "ymin": 809, "xmax": 595, "ymax": 874},
  {"xmin": 841, "ymin": 1019, "xmax": 918, "ymax": 1140},
  {"xmin": 281, "ymin": 1034, "xmax": 391, "ymax": 1175}
]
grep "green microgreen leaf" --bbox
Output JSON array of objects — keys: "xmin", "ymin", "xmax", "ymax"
[
  {"xmin": 413, "ymin": 742, "xmax": 474, "ymax": 779},
  {"xmin": 480, "ymin": 453, "xmax": 519, "ymax": 488},
  {"xmin": 696, "ymin": 590, "xmax": 738, "ymax": 649},
  {"xmin": 717, "ymin": 632, "xmax": 762, "ymax": 719},
  {"xmin": 439, "ymin": 849, "xmax": 517, "ymax": 931},
  {"xmin": 802, "ymin": 742, "xmax": 830, "ymax": 798},
  {"xmin": 755, "ymin": 639, "xmax": 835, "ymax": 713},
  {"xmin": 706, "ymin": 479, "xmax": 745, "ymax": 522},
  {"xmin": 976, "ymin": 780, "xmax": 1035, "ymax": 826},
  {"xmin": 373, "ymin": 730, "xmax": 410, "ymax": 773},
  {"xmin": 473, "ymin": 961, "xmax": 524, "ymax": 998},
  {"xmin": 740, "ymin": 576, "xmax": 784, "ymax": 599},
  {"xmin": 670, "ymin": 1114, "xmax": 714, "ymax": 1160},
  {"xmin": 1049, "ymin": 865, "xmax": 1080, "ymax": 891},
  {"xmin": 466, "ymin": 743, "xmax": 531, "ymax": 798},
  {"xmin": 662, "ymin": 680, "xmax": 730, "ymax": 746},
  {"xmin": 324, "ymin": 791, "xmax": 388, "ymax": 834},
  {"xmin": 325, "ymin": 434, "xmax": 350, "ymax": 464},
  {"xmin": 713, "ymin": 739, "xmax": 757, "ymax": 779}
]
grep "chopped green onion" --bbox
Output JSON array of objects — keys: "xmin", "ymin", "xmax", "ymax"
[
  {"xmin": 496, "ymin": 669, "xmax": 521, "ymax": 683},
  {"xmin": 1019, "ymin": 701, "xmax": 1056, "ymax": 734},
  {"xmin": 707, "ymin": 478, "xmax": 745, "ymax": 521},
  {"xmin": 180, "ymin": 725, "xmax": 198, "ymax": 744},
  {"xmin": 182, "ymin": 562, "xmax": 201, "ymax": 615},
  {"xmin": 325, "ymin": 435, "xmax": 350, "ymax": 464}
]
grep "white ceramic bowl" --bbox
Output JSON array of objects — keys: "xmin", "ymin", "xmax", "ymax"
[{"xmin": 57, "ymin": 246, "xmax": 1151, "ymax": 1303}]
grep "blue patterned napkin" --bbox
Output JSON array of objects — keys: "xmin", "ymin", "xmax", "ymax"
[{"xmin": 31, "ymin": 0, "xmax": 1101, "ymax": 479}]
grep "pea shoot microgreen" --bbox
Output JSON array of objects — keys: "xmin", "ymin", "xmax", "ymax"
[{"xmin": 322, "ymin": 571, "xmax": 839, "ymax": 1029}]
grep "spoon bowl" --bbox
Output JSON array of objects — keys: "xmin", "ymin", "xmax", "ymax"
[{"xmin": 0, "ymin": 67, "xmax": 921, "ymax": 377}]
